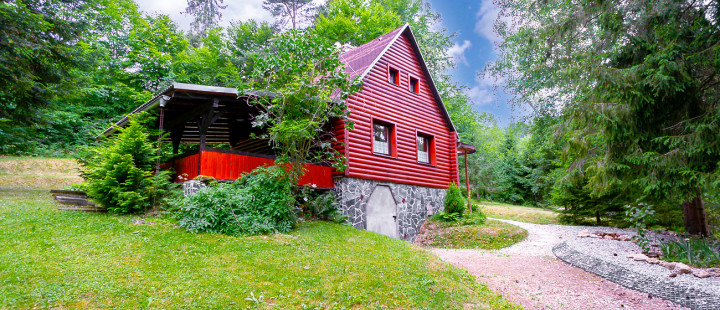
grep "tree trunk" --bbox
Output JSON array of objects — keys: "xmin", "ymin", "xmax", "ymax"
[
  {"xmin": 683, "ymin": 190, "xmax": 711, "ymax": 236},
  {"xmin": 595, "ymin": 210, "xmax": 601, "ymax": 225}
]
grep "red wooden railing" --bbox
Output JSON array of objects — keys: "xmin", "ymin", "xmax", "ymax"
[{"xmin": 160, "ymin": 148, "xmax": 334, "ymax": 188}]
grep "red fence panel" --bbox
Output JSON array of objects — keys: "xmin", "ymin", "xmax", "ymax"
[{"xmin": 163, "ymin": 149, "xmax": 334, "ymax": 188}]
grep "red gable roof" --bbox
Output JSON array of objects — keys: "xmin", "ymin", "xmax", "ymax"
[
  {"xmin": 339, "ymin": 24, "xmax": 456, "ymax": 133},
  {"xmin": 340, "ymin": 25, "xmax": 405, "ymax": 79}
]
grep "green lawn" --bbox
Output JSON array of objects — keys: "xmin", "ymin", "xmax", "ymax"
[
  {"xmin": 418, "ymin": 216, "xmax": 528, "ymax": 250},
  {"xmin": 477, "ymin": 201, "xmax": 560, "ymax": 225},
  {"xmin": 0, "ymin": 188, "xmax": 520, "ymax": 309}
]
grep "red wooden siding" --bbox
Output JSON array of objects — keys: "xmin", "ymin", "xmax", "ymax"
[
  {"xmin": 338, "ymin": 33, "xmax": 458, "ymax": 189},
  {"xmin": 164, "ymin": 149, "xmax": 334, "ymax": 188}
]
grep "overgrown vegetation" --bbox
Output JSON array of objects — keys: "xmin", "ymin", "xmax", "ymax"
[
  {"xmin": 659, "ymin": 237, "xmax": 720, "ymax": 268},
  {"xmin": 78, "ymin": 112, "xmax": 173, "ymax": 214},
  {"xmin": 173, "ymin": 166, "xmax": 296, "ymax": 235}
]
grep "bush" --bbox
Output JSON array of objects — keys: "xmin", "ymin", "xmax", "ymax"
[
  {"xmin": 174, "ymin": 166, "xmax": 296, "ymax": 235},
  {"xmin": 444, "ymin": 183, "xmax": 466, "ymax": 216},
  {"xmin": 78, "ymin": 112, "xmax": 174, "ymax": 214},
  {"xmin": 302, "ymin": 190, "xmax": 348, "ymax": 223}
]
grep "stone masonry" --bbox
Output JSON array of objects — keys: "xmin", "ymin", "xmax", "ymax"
[{"xmin": 333, "ymin": 177, "xmax": 446, "ymax": 242}]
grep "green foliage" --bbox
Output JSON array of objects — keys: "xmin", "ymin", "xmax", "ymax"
[
  {"xmin": 491, "ymin": 0, "xmax": 720, "ymax": 234},
  {"xmin": 660, "ymin": 237, "xmax": 720, "ymax": 268},
  {"xmin": 239, "ymin": 30, "xmax": 361, "ymax": 181},
  {"xmin": 79, "ymin": 112, "xmax": 172, "ymax": 214},
  {"xmin": 174, "ymin": 166, "xmax": 296, "ymax": 235},
  {"xmin": 314, "ymin": 0, "xmax": 401, "ymax": 46},
  {"xmin": 444, "ymin": 183, "xmax": 466, "ymax": 216},
  {"xmin": 302, "ymin": 190, "xmax": 348, "ymax": 223},
  {"xmin": 625, "ymin": 204, "xmax": 656, "ymax": 253},
  {"xmin": 263, "ymin": 0, "xmax": 316, "ymax": 30},
  {"xmin": 433, "ymin": 211, "xmax": 461, "ymax": 223},
  {"xmin": 0, "ymin": 0, "xmax": 98, "ymax": 154}
]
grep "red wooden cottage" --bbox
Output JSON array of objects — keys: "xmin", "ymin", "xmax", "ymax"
[{"xmin": 102, "ymin": 24, "xmax": 468, "ymax": 241}]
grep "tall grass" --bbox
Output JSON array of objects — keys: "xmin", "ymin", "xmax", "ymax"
[{"xmin": 659, "ymin": 237, "xmax": 720, "ymax": 268}]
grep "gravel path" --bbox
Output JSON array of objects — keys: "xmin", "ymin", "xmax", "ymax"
[{"xmin": 431, "ymin": 218, "xmax": 689, "ymax": 309}]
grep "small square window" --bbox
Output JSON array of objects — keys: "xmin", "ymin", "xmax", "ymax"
[
  {"xmin": 388, "ymin": 67, "xmax": 399, "ymax": 85},
  {"xmin": 409, "ymin": 77, "xmax": 419, "ymax": 94},
  {"xmin": 373, "ymin": 123, "xmax": 390, "ymax": 155}
]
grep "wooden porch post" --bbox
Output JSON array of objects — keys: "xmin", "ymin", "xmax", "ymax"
[
  {"xmin": 197, "ymin": 98, "xmax": 221, "ymax": 176},
  {"xmin": 465, "ymin": 152, "xmax": 472, "ymax": 213}
]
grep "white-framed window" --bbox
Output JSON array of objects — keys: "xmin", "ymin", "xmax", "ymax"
[
  {"xmin": 417, "ymin": 134, "xmax": 429, "ymax": 163},
  {"xmin": 373, "ymin": 122, "xmax": 390, "ymax": 155}
]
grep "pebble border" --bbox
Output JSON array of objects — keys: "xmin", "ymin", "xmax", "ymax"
[{"xmin": 553, "ymin": 241, "xmax": 719, "ymax": 310}]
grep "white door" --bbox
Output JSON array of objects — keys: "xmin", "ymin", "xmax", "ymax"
[{"xmin": 366, "ymin": 185, "xmax": 398, "ymax": 239}]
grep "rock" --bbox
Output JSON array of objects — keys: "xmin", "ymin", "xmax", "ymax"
[
  {"xmin": 669, "ymin": 273, "xmax": 677, "ymax": 277},
  {"xmin": 578, "ymin": 230, "xmax": 591, "ymax": 237},
  {"xmin": 617, "ymin": 235, "xmax": 632, "ymax": 241},
  {"xmin": 627, "ymin": 253, "xmax": 649, "ymax": 261},
  {"xmin": 604, "ymin": 235, "xmax": 615, "ymax": 240},
  {"xmin": 646, "ymin": 258, "xmax": 660, "ymax": 264},
  {"xmin": 589, "ymin": 234, "xmax": 601, "ymax": 238},
  {"xmin": 693, "ymin": 269, "xmax": 711, "ymax": 278},
  {"xmin": 661, "ymin": 262, "xmax": 676, "ymax": 270},
  {"xmin": 675, "ymin": 263, "xmax": 692, "ymax": 274}
]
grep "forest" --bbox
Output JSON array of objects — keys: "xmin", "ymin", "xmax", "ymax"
[{"xmin": 2, "ymin": 0, "xmax": 719, "ymax": 235}]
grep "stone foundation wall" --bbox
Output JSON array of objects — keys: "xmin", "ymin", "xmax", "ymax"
[{"xmin": 333, "ymin": 177, "xmax": 446, "ymax": 242}]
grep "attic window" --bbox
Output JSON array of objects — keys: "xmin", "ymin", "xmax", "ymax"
[
  {"xmin": 409, "ymin": 76, "xmax": 419, "ymax": 94},
  {"xmin": 388, "ymin": 67, "xmax": 400, "ymax": 86}
]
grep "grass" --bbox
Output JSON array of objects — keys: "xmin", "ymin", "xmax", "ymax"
[
  {"xmin": 477, "ymin": 201, "xmax": 560, "ymax": 225},
  {"xmin": 0, "ymin": 157, "xmax": 82, "ymax": 189},
  {"xmin": 421, "ymin": 217, "xmax": 528, "ymax": 250},
  {"xmin": 0, "ymin": 157, "xmax": 520, "ymax": 309}
]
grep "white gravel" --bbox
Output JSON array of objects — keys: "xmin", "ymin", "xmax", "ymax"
[{"xmin": 429, "ymin": 218, "xmax": 720, "ymax": 309}]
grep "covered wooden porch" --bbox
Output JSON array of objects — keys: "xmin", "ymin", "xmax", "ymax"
[{"xmin": 102, "ymin": 83, "xmax": 335, "ymax": 188}]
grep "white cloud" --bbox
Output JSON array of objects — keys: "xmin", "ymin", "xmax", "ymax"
[
  {"xmin": 447, "ymin": 40, "xmax": 472, "ymax": 66},
  {"xmin": 134, "ymin": 0, "xmax": 326, "ymax": 31},
  {"xmin": 474, "ymin": 0, "xmax": 500, "ymax": 43},
  {"xmin": 465, "ymin": 71, "xmax": 497, "ymax": 106}
]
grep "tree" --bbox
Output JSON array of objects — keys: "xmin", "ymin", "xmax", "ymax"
[
  {"xmin": 491, "ymin": 0, "xmax": 720, "ymax": 235},
  {"xmin": 183, "ymin": 0, "xmax": 227, "ymax": 38},
  {"xmin": 263, "ymin": 0, "xmax": 316, "ymax": 30},
  {"xmin": 314, "ymin": 0, "xmax": 401, "ymax": 46},
  {"xmin": 0, "ymin": 0, "xmax": 97, "ymax": 154},
  {"xmin": 239, "ymin": 30, "xmax": 361, "ymax": 182},
  {"xmin": 79, "ymin": 112, "xmax": 171, "ymax": 214}
]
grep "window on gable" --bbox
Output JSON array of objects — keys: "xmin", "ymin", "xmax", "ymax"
[
  {"xmin": 416, "ymin": 133, "xmax": 434, "ymax": 164},
  {"xmin": 388, "ymin": 67, "xmax": 399, "ymax": 86},
  {"xmin": 409, "ymin": 76, "xmax": 419, "ymax": 94},
  {"xmin": 373, "ymin": 122, "xmax": 392, "ymax": 155}
]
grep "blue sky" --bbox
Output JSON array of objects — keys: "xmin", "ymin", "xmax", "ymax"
[
  {"xmin": 428, "ymin": 0, "xmax": 524, "ymax": 126},
  {"xmin": 135, "ymin": 0, "xmax": 519, "ymax": 125}
]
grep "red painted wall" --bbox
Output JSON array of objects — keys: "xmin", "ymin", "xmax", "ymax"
[
  {"xmin": 337, "ymin": 33, "xmax": 459, "ymax": 189},
  {"xmin": 165, "ymin": 149, "xmax": 334, "ymax": 188}
]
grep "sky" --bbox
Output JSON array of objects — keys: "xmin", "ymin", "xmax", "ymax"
[{"xmin": 134, "ymin": 0, "xmax": 522, "ymax": 125}]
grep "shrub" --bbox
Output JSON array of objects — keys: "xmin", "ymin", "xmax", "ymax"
[
  {"xmin": 444, "ymin": 182, "xmax": 466, "ymax": 216},
  {"xmin": 174, "ymin": 166, "xmax": 296, "ymax": 235},
  {"xmin": 78, "ymin": 112, "xmax": 173, "ymax": 214},
  {"xmin": 302, "ymin": 190, "xmax": 348, "ymax": 223},
  {"xmin": 457, "ymin": 210, "xmax": 487, "ymax": 226}
]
